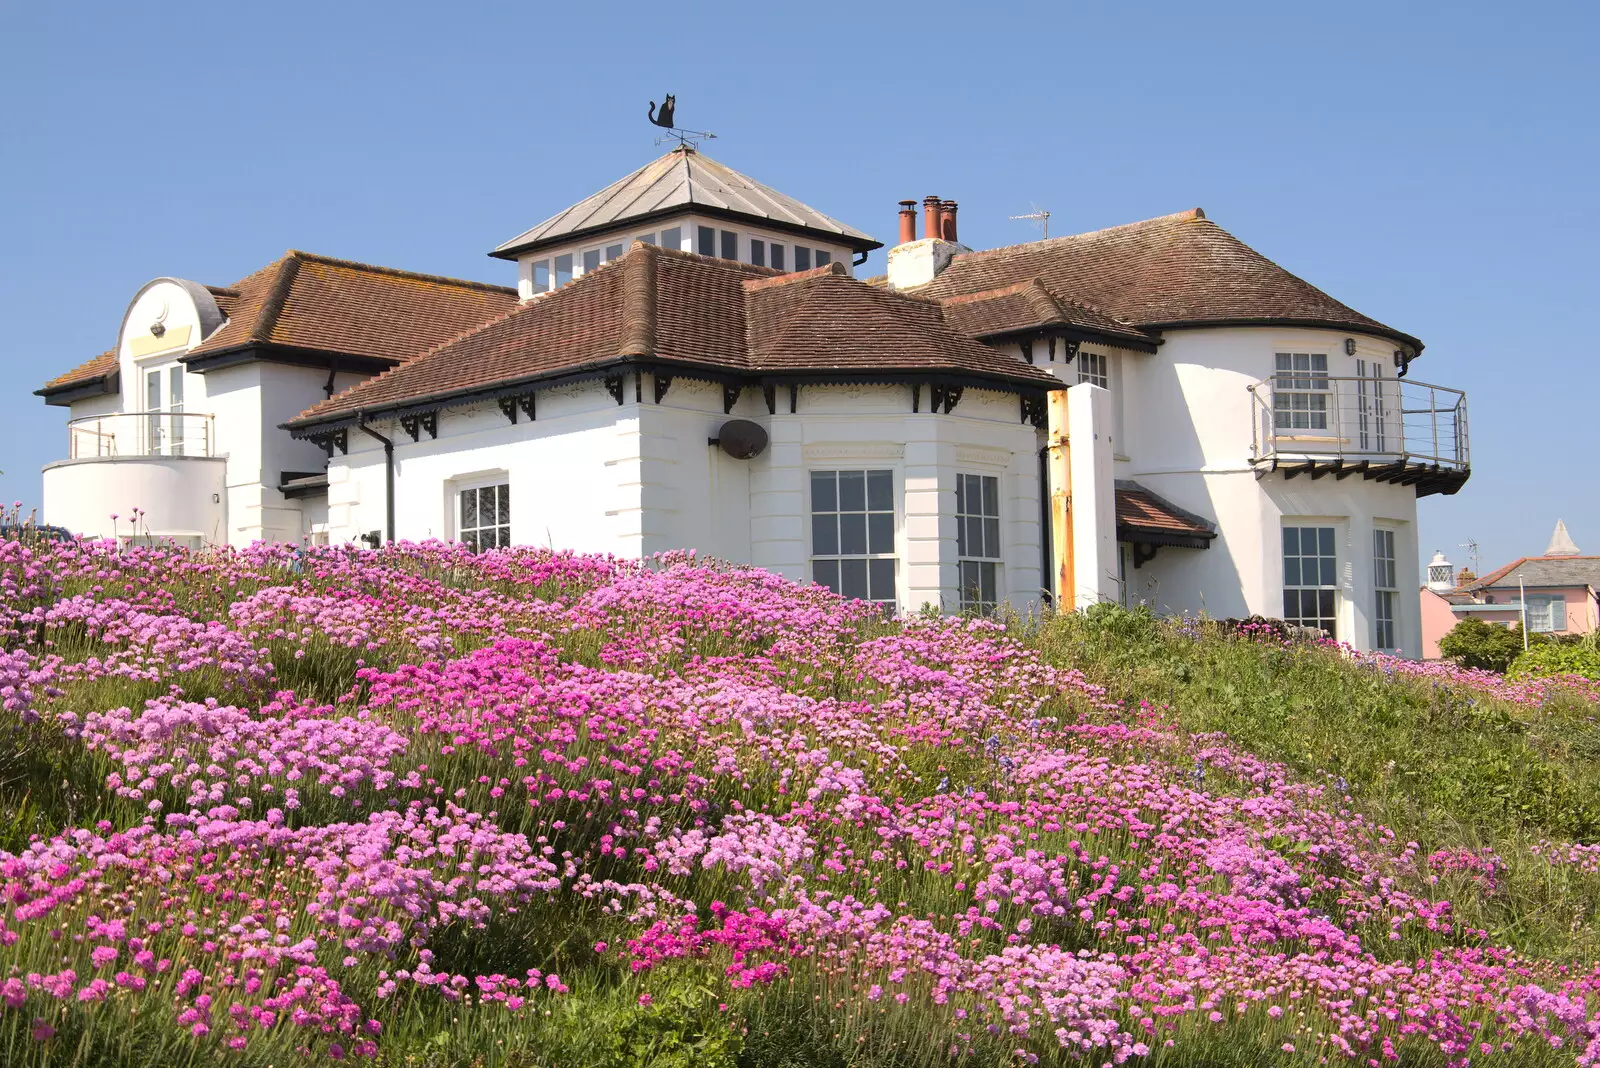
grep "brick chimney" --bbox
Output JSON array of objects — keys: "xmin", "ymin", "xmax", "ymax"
[
  {"xmin": 886, "ymin": 194, "xmax": 971, "ymax": 290},
  {"xmin": 898, "ymin": 200, "xmax": 918, "ymax": 244}
]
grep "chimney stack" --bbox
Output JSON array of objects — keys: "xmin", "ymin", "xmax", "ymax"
[
  {"xmin": 923, "ymin": 196, "xmax": 944, "ymax": 245},
  {"xmin": 897, "ymin": 200, "xmax": 918, "ymax": 244},
  {"xmin": 941, "ymin": 200, "xmax": 959, "ymax": 242}
]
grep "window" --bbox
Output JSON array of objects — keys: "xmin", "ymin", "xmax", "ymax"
[
  {"xmin": 459, "ymin": 483, "xmax": 511, "ymax": 551},
  {"xmin": 1078, "ymin": 351, "xmax": 1108, "ymax": 388},
  {"xmin": 606, "ymin": 242, "xmax": 625, "ymax": 262},
  {"xmin": 582, "ymin": 248, "xmax": 601, "ymax": 273},
  {"xmin": 795, "ymin": 246, "xmax": 812, "ymax": 271},
  {"xmin": 1274, "ymin": 352, "xmax": 1330, "ymax": 430},
  {"xmin": 554, "ymin": 254, "xmax": 573, "ymax": 288},
  {"xmin": 661, "ymin": 226, "xmax": 683, "ymax": 252},
  {"xmin": 1373, "ymin": 528, "xmax": 1398, "ymax": 651},
  {"xmin": 143, "ymin": 364, "xmax": 186, "ymax": 455},
  {"xmin": 750, "ymin": 239, "xmax": 765, "ymax": 267},
  {"xmin": 720, "ymin": 230, "xmax": 738, "ymax": 260},
  {"xmin": 956, "ymin": 473, "xmax": 1002, "ymax": 612},
  {"xmin": 811, "ymin": 470, "xmax": 896, "ymax": 608},
  {"xmin": 1357, "ymin": 359, "xmax": 1388, "ymax": 452},
  {"xmin": 697, "ymin": 226, "xmax": 716, "ymax": 256},
  {"xmin": 770, "ymin": 242, "xmax": 785, "ymax": 271},
  {"xmin": 635, "ymin": 233, "xmax": 656, "ymax": 246},
  {"xmin": 1526, "ymin": 594, "xmax": 1566, "ymax": 633},
  {"xmin": 530, "ymin": 259, "xmax": 551, "ymax": 294},
  {"xmin": 1283, "ymin": 525, "xmax": 1338, "ymax": 638},
  {"xmin": 815, "ymin": 249, "xmax": 832, "ymax": 268}
]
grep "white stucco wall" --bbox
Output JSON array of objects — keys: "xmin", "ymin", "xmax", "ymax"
[
  {"xmin": 42, "ymin": 456, "xmax": 225, "ymax": 544},
  {"xmin": 1114, "ymin": 325, "xmax": 1427, "ymax": 652},
  {"xmin": 321, "ymin": 375, "xmax": 1046, "ymax": 614}
]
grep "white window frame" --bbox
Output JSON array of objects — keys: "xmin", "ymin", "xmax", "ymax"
[
  {"xmin": 956, "ymin": 472, "xmax": 1003, "ymax": 613},
  {"xmin": 1372, "ymin": 526, "xmax": 1398, "ymax": 651},
  {"xmin": 1526, "ymin": 594, "xmax": 1566, "ymax": 633},
  {"xmin": 453, "ymin": 474, "xmax": 512, "ymax": 551},
  {"xmin": 528, "ymin": 258, "xmax": 552, "ymax": 295},
  {"xmin": 1273, "ymin": 352, "xmax": 1330, "ymax": 431},
  {"xmin": 1282, "ymin": 523, "xmax": 1339, "ymax": 639},
  {"xmin": 140, "ymin": 359, "xmax": 188, "ymax": 456},
  {"xmin": 1077, "ymin": 350, "xmax": 1109, "ymax": 388},
  {"xmin": 809, "ymin": 468, "xmax": 898, "ymax": 609}
]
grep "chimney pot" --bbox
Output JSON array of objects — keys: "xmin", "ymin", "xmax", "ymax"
[
  {"xmin": 897, "ymin": 200, "xmax": 918, "ymax": 244},
  {"xmin": 941, "ymin": 200, "xmax": 959, "ymax": 242},
  {"xmin": 923, "ymin": 195, "xmax": 943, "ymax": 243}
]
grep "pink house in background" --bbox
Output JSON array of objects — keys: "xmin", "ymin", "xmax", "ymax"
[{"xmin": 1419, "ymin": 520, "xmax": 1600, "ymax": 659}]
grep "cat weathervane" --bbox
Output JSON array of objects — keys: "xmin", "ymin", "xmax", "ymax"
[{"xmin": 647, "ymin": 94, "xmax": 716, "ymax": 148}]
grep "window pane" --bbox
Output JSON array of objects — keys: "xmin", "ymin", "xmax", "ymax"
[
  {"xmin": 983, "ymin": 517, "xmax": 1000, "ymax": 557},
  {"xmin": 636, "ymin": 233, "xmax": 656, "ymax": 246},
  {"xmin": 795, "ymin": 246, "xmax": 811, "ymax": 271},
  {"xmin": 697, "ymin": 226, "xmax": 716, "ymax": 255},
  {"xmin": 815, "ymin": 250, "xmax": 831, "ymax": 267},
  {"xmin": 582, "ymin": 249, "xmax": 601, "ymax": 273},
  {"xmin": 840, "ymin": 558, "xmax": 868, "ymax": 600},
  {"xmin": 168, "ymin": 367, "xmax": 184, "ymax": 407},
  {"xmin": 1284, "ymin": 558, "xmax": 1302, "ymax": 586},
  {"xmin": 462, "ymin": 489, "xmax": 478, "ymax": 528},
  {"xmin": 981, "ymin": 475, "xmax": 998, "ymax": 516},
  {"xmin": 555, "ymin": 254, "xmax": 573, "ymax": 287},
  {"xmin": 814, "ymin": 559, "xmax": 839, "ymax": 594},
  {"xmin": 812, "ymin": 513, "xmax": 838, "ymax": 556},
  {"xmin": 463, "ymin": 531, "xmax": 480, "ymax": 553},
  {"xmin": 1283, "ymin": 527, "xmax": 1299, "ymax": 555},
  {"xmin": 721, "ymin": 230, "xmax": 738, "ymax": 260},
  {"xmin": 605, "ymin": 243, "xmax": 624, "ymax": 262},
  {"xmin": 981, "ymin": 561, "xmax": 997, "ymax": 603},
  {"xmin": 839, "ymin": 513, "xmax": 867, "ymax": 556},
  {"xmin": 1320, "ymin": 558, "xmax": 1336, "ymax": 586},
  {"xmin": 147, "ymin": 370, "xmax": 161, "ymax": 411},
  {"xmin": 771, "ymin": 244, "xmax": 785, "ymax": 271},
  {"xmin": 497, "ymin": 485, "xmax": 511, "ymax": 525},
  {"xmin": 749, "ymin": 239, "xmax": 765, "ymax": 267},
  {"xmin": 957, "ymin": 512, "xmax": 969, "ymax": 557},
  {"xmin": 811, "ymin": 471, "xmax": 836, "ymax": 512},
  {"xmin": 868, "ymin": 512, "xmax": 892, "ymax": 554},
  {"xmin": 869, "ymin": 558, "xmax": 895, "ymax": 601},
  {"xmin": 839, "ymin": 471, "xmax": 866, "ymax": 512},
  {"xmin": 532, "ymin": 260, "xmax": 551, "ymax": 293},
  {"xmin": 661, "ymin": 227, "xmax": 683, "ymax": 252},
  {"xmin": 866, "ymin": 470, "xmax": 892, "ymax": 511}
]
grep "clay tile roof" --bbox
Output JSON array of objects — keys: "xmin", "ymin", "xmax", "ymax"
[
  {"xmin": 185, "ymin": 251, "xmax": 517, "ymax": 365},
  {"xmin": 1464, "ymin": 556, "xmax": 1600, "ymax": 592},
  {"xmin": 1114, "ymin": 480, "xmax": 1217, "ymax": 548},
  {"xmin": 38, "ymin": 349, "xmax": 118, "ymax": 395},
  {"xmin": 491, "ymin": 145, "xmax": 881, "ymax": 258},
  {"xmin": 914, "ymin": 209, "xmax": 1422, "ymax": 351},
  {"xmin": 289, "ymin": 244, "xmax": 1057, "ymax": 427},
  {"xmin": 938, "ymin": 279, "xmax": 1158, "ymax": 351},
  {"xmin": 744, "ymin": 267, "xmax": 1059, "ymax": 385},
  {"xmin": 41, "ymin": 254, "xmax": 516, "ymax": 400}
]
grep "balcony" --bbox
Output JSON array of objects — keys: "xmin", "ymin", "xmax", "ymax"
[
  {"xmin": 44, "ymin": 412, "xmax": 225, "ymax": 544},
  {"xmin": 1248, "ymin": 375, "xmax": 1469, "ymax": 497},
  {"xmin": 67, "ymin": 412, "xmax": 215, "ymax": 458}
]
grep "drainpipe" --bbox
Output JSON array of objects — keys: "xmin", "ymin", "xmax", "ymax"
[
  {"xmin": 1047, "ymin": 389, "xmax": 1075, "ymax": 609},
  {"xmin": 356, "ymin": 418, "xmax": 395, "ymax": 544}
]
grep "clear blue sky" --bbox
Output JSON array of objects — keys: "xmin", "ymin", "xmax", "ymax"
[{"xmin": 1, "ymin": 0, "xmax": 1594, "ymax": 574}]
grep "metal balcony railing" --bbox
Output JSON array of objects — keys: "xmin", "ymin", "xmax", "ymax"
[
  {"xmin": 1248, "ymin": 374, "xmax": 1469, "ymax": 496},
  {"xmin": 67, "ymin": 412, "xmax": 216, "ymax": 459}
]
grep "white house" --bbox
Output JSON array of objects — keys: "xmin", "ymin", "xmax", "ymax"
[{"xmin": 38, "ymin": 145, "xmax": 1470, "ymax": 651}]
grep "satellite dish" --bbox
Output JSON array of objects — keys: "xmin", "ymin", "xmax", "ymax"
[{"xmin": 710, "ymin": 419, "xmax": 768, "ymax": 459}]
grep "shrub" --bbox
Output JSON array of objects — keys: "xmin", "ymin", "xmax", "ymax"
[
  {"xmin": 1512, "ymin": 636, "xmax": 1600, "ymax": 680},
  {"xmin": 1438, "ymin": 616, "xmax": 1527, "ymax": 673}
]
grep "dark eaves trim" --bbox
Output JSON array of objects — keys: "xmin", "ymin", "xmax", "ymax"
[
  {"xmin": 1137, "ymin": 317, "xmax": 1424, "ymax": 355},
  {"xmin": 182, "ymin": 343, "xmax": 396, "ymax": 376},
  {"xmin": 974, "ymin": 324, "xmax": 1160, "ymax": 355},
  {"xmin": 36, "ymin": 371, "xmax": 120, "ymax": 406},
  {"xmin": 282, "ymin": 356, "xmax": 1061, "ymax": 437},
  {"xmin": 489, "ymin": 203, "xmax": 884, "ymax": 261}
]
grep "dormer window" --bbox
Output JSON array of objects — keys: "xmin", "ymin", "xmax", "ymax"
[
  {"xmin": 770, "ymin": 242, "xmax": 785, "ymax": 271},
  {"xmin": 795, "ymin": 246, "xmax": 811, "ymax": 271},
  {"xmin": 750, "ymin": 239, "xmax": 765, "ymax": 267}
]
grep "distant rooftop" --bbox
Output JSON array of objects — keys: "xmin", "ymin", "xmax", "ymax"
[{"xmin": 490, "ymin": 146, "xmax": 882, "ymax": 260}]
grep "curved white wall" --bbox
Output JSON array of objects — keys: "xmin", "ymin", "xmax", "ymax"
[{"xmin": 42, "ymin": 456, "xmax": 226, "ymax": 544}]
